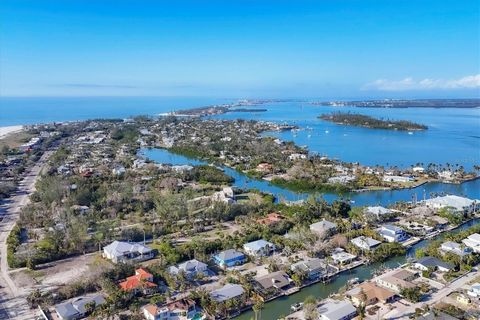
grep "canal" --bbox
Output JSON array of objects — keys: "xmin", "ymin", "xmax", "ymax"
[{"xmin": 140, "ymin": 147, "xmax": 480, "ymax": 319}]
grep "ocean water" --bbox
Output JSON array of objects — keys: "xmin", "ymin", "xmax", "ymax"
[
  {"xmin": 1, "ymin": 97, "xmax": 479, "ymax": 169},
  {"xmin": 0, "ymin": 96, "xmax": 230, "ymax": 126},
  {"xmin": 210, "ymin": 102, "xmax": 480, "ymax": 169}
]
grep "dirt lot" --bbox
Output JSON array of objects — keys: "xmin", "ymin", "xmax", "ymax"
[{"xmin": 10, "ymin": 253, "xmax": 112, "ymax": 294}]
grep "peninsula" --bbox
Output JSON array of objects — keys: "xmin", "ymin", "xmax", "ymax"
[{"xmin": 319, "ymin": 112, "xmax": 428, "ymax": 131}]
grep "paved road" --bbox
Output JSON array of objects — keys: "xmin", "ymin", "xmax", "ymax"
[
  {"xmin": 384, "ymin": 268, "xmax": 480, "ymax": 319},
  {"xmin": 0, "ymin": 151, "xmax": 52, "ymax": 319}
]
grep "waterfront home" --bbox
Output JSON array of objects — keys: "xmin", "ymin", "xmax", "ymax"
[
  {"xmin": 316, "ymin": 299, "xmax": 357, "ymax": 320},
  {"xmin": 462, "ymin": 233, "xmax": 480, "ymax": 253},
  {"xmin": 119, "ymin": 268, "xmax": 157, "ymax": 295},
  {"xmin": 377, "ymin": 224, "xmax": 409, "ymax": 243},
  {"xmin": 168, "ymin": 259, "xmax": 209, "ymax": 278},
  {"xmin": 331, "ymin": 248, "xmax": 357, "ymax": 265},
  {"xmin": 375, "ymin": 269, "xmax": 417, "ymax": 293},
  {"xmin": 256, "ymin": 162, "xmax": 273, "ymax": 173},
  {"xmin": 291, "ymin": 258, "xmax": 329, "ymax": 280},
  {"xmin": 254, "ymin": 271, "xmax": 291, "ymax": 295},
  {"xmin": 346, "ymin": 282, "xmax": 396, "ymax": 307},
  {"xmin": 142, "ymin": 299, "xmax": 197, "ymax": 320},
  {"xmin": 382, "ymin": 175, "xmax": 414, "ymax": 183},
  {"xmin": 210, "ymin": 283, "xmax": 245, "ymax": 303},
  {"xmin": 351, "ymin": 236, "xmax": 382, "ymax": 251},
  {"xmin": 414, "ymin": 257, "xmax": 455, "ymax": 273},
  {"xmin": 310, "ymin": 219, "xmax": 337, "ymax": 237},
  {"xmin": 364, "ymin": 206, "xmax": 393, "ymax": 221},
  {"xmin": 213, "ymin": 249, "xmax": 246, "ymax": 268},
  {"xmin": 327, "ymin": 175, "xmax": 356, "ymax": 184},
  {"xmin": 55, "ymin": 294, "xmax": 105, "ymax": 320},
  {"xmin": 243, "ymin": 239, "xmax": 276, "ymax": 258},
  {"xmin": 467, "ymin": 283, "xmax": 480, "ymax": 298},
  {"xmin": 424, "ymin": 195, "xmax": 477, "ymax": 213},
  {"xmin": 440, "ymin": 241, "xmax": 473, "ymax": 257},
  {"xmin": 103, "ymin": 241, "xmax": 155, "ymax": 264},
  {"xmin": 212, "ymin": 187, "xmax": 236, "ymax": 204}
]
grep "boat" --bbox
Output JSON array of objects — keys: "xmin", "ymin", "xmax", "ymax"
[
  {"xmin": 347, "ymin": 277, "xmax": 360, "ymax": 285},
  {"xmin": 291, "ymin": 302, "xmax": 304, "ymax": 312},
  {"xmin": 408, "ymin": 132, "xmax": 413, "ymax": 135}
]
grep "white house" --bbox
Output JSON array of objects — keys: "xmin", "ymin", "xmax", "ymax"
[
  {"xmin": 462, "ymin": 233, "xmax": 480, "ymax": 253},
  {"xmin": 414, "ymin": 256, "xmax": 454, "ymax": 273},
  {"xmin": 424, "ymin": 195, "xmax": 477, "ymax": 213},
  {"xmin": 168, "ymin": 259, "xmax": 208, "ymax": 278},
  {"xmin": 243, "ymin": 239, "xmax": 275, "ymax": 258},
  {"xmin": 331, "ymin": 248, "xmax": 357, "ymax": 265},
  {"xmin": 317, "ymin": 299, "xmax": 357, "ymax": 320},
  {"xmin": 210, "ymin": 284, "xmax": 245, "ymax": 303},
  {"xmin": 467, "ymin": 283, "xmax": 480, "ymax": 298},
  {"xmin": 440, "ymin": 241, "xmax": 472, "ymax": 257},
  {"xmin": 351, "ymin": 236, "xmax": 382, "ymax": 251},
  {"xmin": 103, "ymin": 241, "xmax": 154, "ymax": 264},
  {"xmin": 377, "ymin": 225, "xmax": 409, "ymax": 243},
  {"xmin": 143, "ymin": 299, "xmax": 197, "ymax": 320},
  {"xmin": 364, "ymin": 206, "xmax": 392, "ymax": 220},
  {"xmin": 382, "ymin": 175, "xmax": 414, "ymax": 183}
]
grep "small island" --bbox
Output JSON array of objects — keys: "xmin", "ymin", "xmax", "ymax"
[{"xmin": 319, "ymin": 112, "xmax": 428, "ymax": 131}]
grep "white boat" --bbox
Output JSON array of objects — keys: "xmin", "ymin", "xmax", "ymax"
[
  {"xmin": 347, "ymin": 277, "xmax": 360, "ymax": 285},
  {"xmin": 408, "ymin": 132, "xmax": 413, "ymax": 135},
  {"xmin": 291, "ymin": 302, "xmax": 303, "ymax": 312}
]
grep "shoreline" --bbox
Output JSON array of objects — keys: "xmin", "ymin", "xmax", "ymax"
[{"xmin": 0, "ymin": 125, "xmax": 24, "ymax": 140}]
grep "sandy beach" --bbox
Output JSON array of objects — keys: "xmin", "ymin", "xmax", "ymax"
[{"xmin": 0, "ymin": 125, "xmax": 23, "ymax": 140}]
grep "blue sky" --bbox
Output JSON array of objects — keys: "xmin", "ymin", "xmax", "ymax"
[{"xmin": 1, "ymin": 0, "xmax": 479, "ymax": 98}]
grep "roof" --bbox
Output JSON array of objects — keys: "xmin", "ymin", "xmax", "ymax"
[
  {"xmin": 103, "ymin": 240, "xmax": 152, "ymax": 258},
  {"xmin": 143, "ymin": 299, "xmax": 195, "ymax": 316},
  {"xmin": 257, "ymin": 213, "xmax": 284, "ymax": 225},
  {"xmin": 416, "ymin": 256, "xmax": 454, "ymax": 270},
  {"xmin": 348, "ymin": 282, "xmax": 396, "ymax": 303},
  {"xmin": 215, "ymin": 249, "xmax": 245, "ymax": 261},
  {"xmin": 351, "ymin": 236, "xmax": 381, "ymax": 248},
  {"xmin": 380, "ymin": 224, "xmax": 404, "ymax": 233},
  {"xmin": 310, "ymin": 219, "xmax": 337, "ymax": 233},
  {"xmin": 365, "ymin": 206, "xmax": 391, "ymax": 216},
  {"xmin": 119, "ymin": 268, "xmax": 156, "ymax": 291},
  {"xmin": 317, "ymin": 299, "xmax": 356, "ymax": 320},
  {"xmin": 378, "ymin": 269, "xmax": 416, "ymax": 290},
  {"xmin": 291, "ymin": 258, "xmax": 326, "ymax": 273},
  {"xmin": 255, "ymin": 271, "xmax": 290, "ymax": 290},
  {"xmin": 243, "ymin": 239, "xmax": 274, "ymax": 251},
  {"xmin": 55, "ymin": 294, "xmax": 105, "ymax": 319},
  {"xmin": 424, "ymin": 195, "xmax": 476, "ymax": 211},
  {"xmin": 210, "ymin": 284, "xmax": 245, "ymax": 302}
]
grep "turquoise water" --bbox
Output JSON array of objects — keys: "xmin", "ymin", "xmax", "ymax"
[
  {"xmin": 141, "ymin": 148, "xmax": 480, "ymax": 205},
  {"xmin": 210, "ymin": 102, "xmax": 480, "ymax": 170}
]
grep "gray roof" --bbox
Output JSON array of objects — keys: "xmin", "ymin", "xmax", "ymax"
[
  {"xmin": 255, "ymin": 271, "xmax": 290, "ymax": 290},
  {"xmin": 210, "ymin": 284, "xmax": 245, "ymax": 302},
  {"xmin": 351, "ymin": 236, "xmax": 382, "ymax": 248},
  {"xmin": 291, "ymin": 258, "xmax": 326, "ymax": 274},
  {"xmin": 310, "ymin": 219, "xmax": 337, "ymax": 233},
  {"xmin": 215, "ymin": 249, "xmax": 245, "ymax": 261},
  {"xmin": 317, "ymin": 299, "xmax": 357, "ymax": 320},
  {"xmin": 103, "ymin": 240, "xmax": 152, "ymax": 257},
  {"xmin": 169, "ymin": 259, "xmax": 208, "ymax": 275},
  {"xmin": 55, "ymin": 294, "xmax": 105, "ymax": 320},
  {"xmin": 416, "ymin": 256, "xmax": 454, "ymax": 271}
]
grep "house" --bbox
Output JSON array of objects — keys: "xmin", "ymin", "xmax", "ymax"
[
  {"xmin": 291, "ymin": 258, "xmax": 329, "ymax": 280},
  {"xmin": 462, "ymin": 233, "xmax": 480, "ymax": 253},
  {"xmin": 254, "ymin": 271, "xmax": 291, "ymax": 293},
  {"xmin": 414, "ymin": 257, "xmax": 455, "ymax": 273},
  {"xmin": 142, "ymin": 299, "xmax": 198, "ymax": 320},
  {"xmin": 119, "ymin": 268, "xmax": 157, "ymax": 295},
  {"xmin": 310, "ymin": 219, "xmax": 337, "ymax": 237},
  {"xmin": 213, "ymin": 249, "xmax": 246, "ymax": 268},
  {"xmin": 440, "ymin": 241, "xmax": 472, "ymax": 257},
  {"xmin": 243, "ymin": 239, "xmax": 276, "ymax": 258},
  {"xmin": 331, "ymin": 248, "xmax": 357, "ymax": 265},
  {"xmin": 375, "ymin": 269, "xmax": 417, "ymax": 293},
  {"xmin": 316, "ymin": 299, "xmax": 357, "ymax": 320},
  {"xmin": 103, "ymin": 241, "xmax": 155, "ymax": 264},
  {"xmin": 212, "ymin": 187, "xmax": 236, "ymax": 204},
  {"xmin": 423, "ymin": 195, "xmax": 477, "ymax": 213},
  {"xmin": 364, "ymin": 206, "xmax": 392, "ymax": 220},
  {"xmin": 256, "ymin": 163, "xmax": 273, "ymax": 173},
  {"xmin": 467, "ymin": 283, "xmax": 480, "ymax": 298},
  {"xmin": 351, "ymin": 236, "xmax": 382, "ymax": 251},
  {"xmin": 168, "ymin": 259, "xmax": 208, "ymax": 278},
  {"xmin": 377, "ymin": 224, "xmax": 409, "ymax": 243},
  {"xmin": 112, "ymin": 165, "xmax": 126, "ymax": 176},
  {"xmin": 210, "ymin": 284, "xmax": 245, "ymax": 303},
  {"xmin": 256, "ymin": 213, "xmax": 284, "ymax": 226},
  {"xmin": 382, "ymin": 175, "xmax": 414, "ymax": 183},
  {"xmin": 347, "ymin": 282, "xmax": 396, "ymax": 307},
  {"xmin": 457, "ymin": 294, "xmax": 471, "ymax": 305},
  {"xmin": 55, "ymin": 294, "xmax": 106, "ymax": 320}
]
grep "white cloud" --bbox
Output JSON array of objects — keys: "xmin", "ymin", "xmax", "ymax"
[{"xmin": 363, "ymin": 74, "xmax": 480, "ymax": 91}]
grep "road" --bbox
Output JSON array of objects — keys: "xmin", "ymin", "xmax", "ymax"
[
  {"xmin": 0, "ymin": 151, "xmax": 52, "ymax": 319},
  {"xmin": 384, "ymin": 268, "xmax": 480, "ymax": 319}
]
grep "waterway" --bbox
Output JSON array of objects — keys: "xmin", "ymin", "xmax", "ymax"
[
  {"xmin": 141, "ymin": 147, "xmax": 480, "ymax": 319},
  {"xmin": 141, "ymin": 148, "xmax": 480, "ymax": 206}
]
